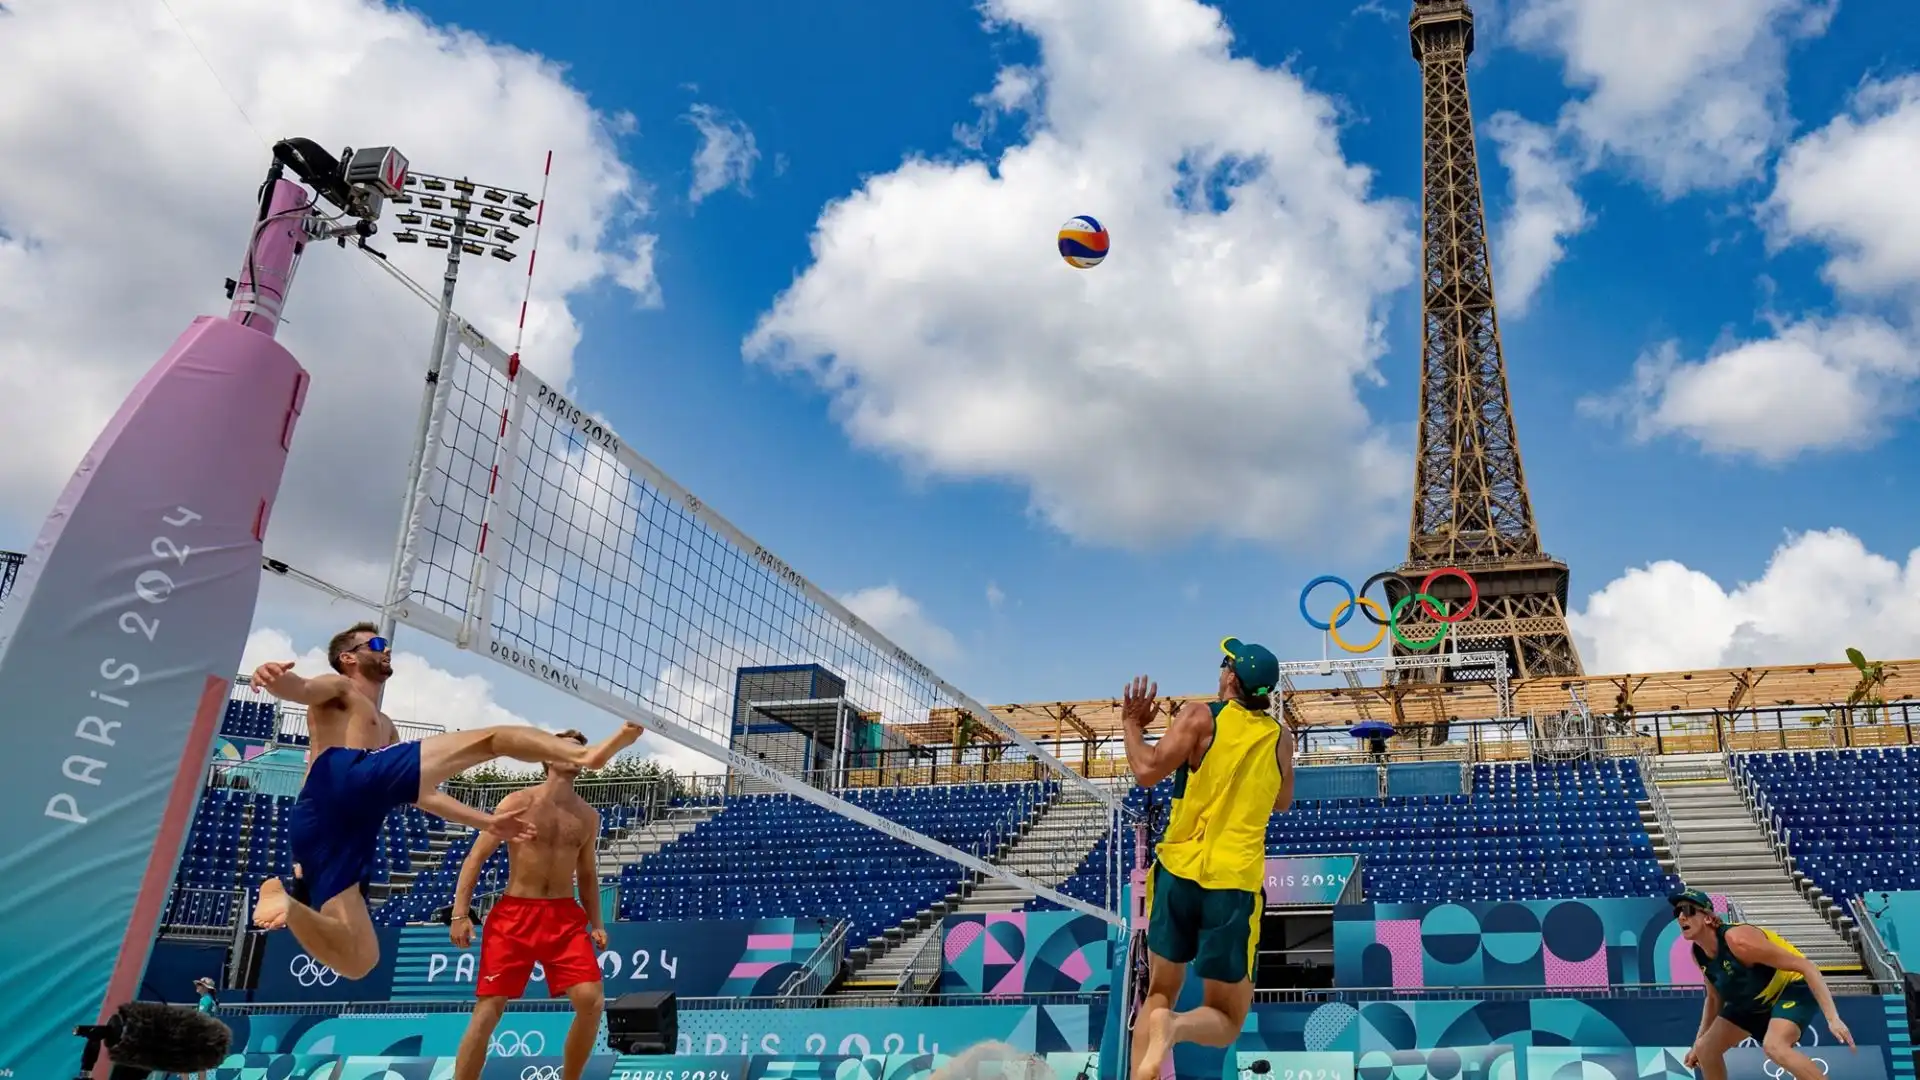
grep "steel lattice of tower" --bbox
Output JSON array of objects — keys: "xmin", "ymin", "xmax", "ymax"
[
  {"xmin": 0, "ymin": 550, "xmax": 23, "ymax": 615},
  {"xmin": 1383, "ymin": 0, "xmax": 1584, "ymax": 704}
]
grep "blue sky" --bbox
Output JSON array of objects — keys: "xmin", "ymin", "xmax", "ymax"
[{"xmin": 4, "ymin": 0, "xmax": 1920, "ymax": 753}]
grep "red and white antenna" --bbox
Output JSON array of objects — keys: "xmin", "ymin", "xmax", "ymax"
[{"xmin": 505, "ymin": 149, "xmax": 553, "ymax": 378}]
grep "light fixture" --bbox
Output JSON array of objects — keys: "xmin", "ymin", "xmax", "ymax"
[
  {"xmin": 422, "ymin": 178, "xmax": 447, "ymax": 192},
  {"xmin": 426, "ymin": 235, "xmax": 450, "ymax": 249},
  {"xmin": 429, "ymin": 217, "xmax": 453, "ymax": 231},
  {"xmin": 463, "ymin": 223, "xmax": 488, "ymax": 238},
  {"xmin": 420, "ymin": 196, "xmax": 444, "ymax": 210},
  {"xmin": 453, "ymin": 179, "xmax": 475, "ymax": 194},
  {"xmin": 398, "ymin": 212, "xmax": 423, "ymax": 226},
  {"xmin": 509, "ymin": 212, "xmax": 534, "ymax": 228},
  {"xmin": 391, "ymin": 193, "xmax": 414, "ymax": 205},
  {"xmin": 482, "ymin": 188, "xmax": 507, "ymax": 204},
  {"xmin": 490, "ymin": 247, "xmax": 517, "ymax": 262},
  {"xmin": 511, "ymin": 193, "xmax": 536, "ymax": 210},
  {"xmin": 394, "ymin": 230, "xmax": 420, "ymax": 244},
  {"xmin": 493, "ymin": 228, "xmax": 520, "ymax": 244},
  {"xmin": 450, "ymin": 197, "xmax": 472, "ymax": 212},
  {"xmin": 479, "ymin": 206, "xmax": 504, "ymax": 222}
]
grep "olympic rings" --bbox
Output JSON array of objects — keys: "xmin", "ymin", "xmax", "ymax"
[
  {"xmin": 288, "ymin": 954, "xmax": 339, "ymax": 987},
  {"xmin": 492, "ymin": 1031, "xmax": 547, "ymax": 1056},
  {"xmin": 1390, "ymin": 594, "xmax": 1450, "ymax": 651},
  {"xmin": 1298, "ymin": 570, "xmax": 1479, "ymax": 652},
  {"xmin": 1418, "ymin": 567, "xmax": 1478, "ymax": 622},
  {"xmin": 522, "ymin": 1068, "xmax": 564, "ymax": 1080},
  {"xmin": 1327, "ymin": 598, "xmax": 1388, "ymax": 653},
  {"xmin": 1299, "ymin": 575, "xmax": 1356, "ymax": 631}
]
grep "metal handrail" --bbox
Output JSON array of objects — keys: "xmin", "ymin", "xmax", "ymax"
[
  {"xmin": 1850, "ymin": 896, "xmax": 1906, "ymax": 985},
  {"xmin": 1638, "ymin": 744, "xmax": 1684, "ymax": 864},
  {"xmin": 777, "ymin": 918, "xmax": 849, "ymax": 1000},
  {"xmin": 893, "ymin": 919, "xmax": 948, "ymax": 995}
]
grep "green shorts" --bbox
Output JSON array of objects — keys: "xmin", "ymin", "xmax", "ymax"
[
  {"xmin": 1723, "ymin": 981, "xmax": 1817, "ymax": 1042},
  {"xmin": 1144, "ymin": 862, "xmax": 1261, "ymax": 984}
]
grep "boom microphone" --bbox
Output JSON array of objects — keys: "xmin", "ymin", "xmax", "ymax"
[{"xmin": 73, "ymin": 1001, "xmax": 232, "ymax": 1078}]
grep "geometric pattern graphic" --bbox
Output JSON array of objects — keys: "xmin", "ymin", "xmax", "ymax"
[
  {"xmin": 939, "ymin": 911, "xmax": 1115, "ymax": 994},
  {"xmin": 217, "ymin": 1002, "xmax": 1103, "ymax": 1060},
  {"xmin": 1332, "ymin": 895, "xmax": 1736, "ymax": 989},
  {"xmin": 255, "ymin": 917, "xmax": 828, "ymax": 1003},
  {"xmin": 1168, "ymin": 992, "xmax": 1909, "ymax": 1080},
  {"xmin": 186, "ymin": 1051, "xmax": 1106, "ymax": 1080}
]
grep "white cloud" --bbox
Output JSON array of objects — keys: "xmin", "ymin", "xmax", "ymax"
[
  {"xmin": 1578, "ymin": 318, "xmax": 1920, "ymax": 461},
  {"xmin": 1569, "ymin": 529, "xmax": 1920, "ymax": 674},
  {"xmin": 1486, "ymin": 111, "xmax": 1589, "ymax": 314},
  {"xmin": 1509, "ymin": 0, "xmax": 1834, "ymax": 196},
  {"xmin": 685, "ymin": 103, "xmax": 760, "ymax": 205},
  {"xmin": 744, "ymin": 0, "xmax": 1415, "ymax": 551},
  {"xmin": 238, "ymin": 627, "xmax": 535, "ymax": 732},
  {"xmin": 1764, "ymin": 76, "xmax": 1920, "ymax": 299},
  {"xmin": 0, "ymin": 0, "xmax": 658, "ymax": 603},
  {"xmin": 986, "ymin": 582, "xmax": 1006, "ymax": 610},
  {"xmin": 842, "ymin": 584, "xmax": 962, "ymax": 667}
]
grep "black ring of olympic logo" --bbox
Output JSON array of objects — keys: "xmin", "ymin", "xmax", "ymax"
[{"xmin": 1354, "ymin": 571, "xmax": 1409, "ymax": 626}]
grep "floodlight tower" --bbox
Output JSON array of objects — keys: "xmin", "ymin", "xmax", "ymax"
[{"xmin": 378, "ymin": 171, "xmax": 540, "ymax": 641}]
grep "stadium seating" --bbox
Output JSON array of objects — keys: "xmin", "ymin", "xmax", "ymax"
[
  {"xmin": 619, "ymin": 783, "xmax": 1054, "ymax": 944},
  {"xmin": 167, "ymin": 789, "xmax": 447, "ymax": 922},
  {"xmin": 374, "ymin": 803, "xmax": 649, "ymax": 926},
  {"xmin": 1038, "ymin": 758, "xmax": 1674, "ymax": 908},
  {"xmin": 1734, "ymin": 747, "xmax": 1920, "ymax": 909},
  {"xmin": 219, "ymin": 698, "xmax": 279, "ymax": 742}
]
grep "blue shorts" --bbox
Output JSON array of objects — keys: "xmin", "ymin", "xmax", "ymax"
[{"xmin": 288, "ymin": 743, "xmax": 423, "ymax": 909}]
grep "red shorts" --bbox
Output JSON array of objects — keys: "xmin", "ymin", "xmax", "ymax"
[{"xmin": 476, "ymin": 895, "xmax": 602, "ymax": 998}]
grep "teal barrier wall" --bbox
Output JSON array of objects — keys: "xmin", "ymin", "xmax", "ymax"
[{"xmin": 1861, "ymin": 889, "xmax": 1920, "ymax": 970}]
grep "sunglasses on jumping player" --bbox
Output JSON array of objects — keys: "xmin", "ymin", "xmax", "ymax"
[
  {"xmin": 352, "ymin": 637, "xmax": 390, "ymax": 654},
  {"xmin": 1674, "ymin": 904, "xmax": 1706, "ymax": 920}
]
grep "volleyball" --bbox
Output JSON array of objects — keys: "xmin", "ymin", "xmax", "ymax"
[{"xmin": 1057, "ymin": 215, "xmax": 1109, "ymax": 269}]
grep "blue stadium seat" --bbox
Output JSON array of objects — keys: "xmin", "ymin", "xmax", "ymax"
[
  {"xmin": 1035, "ymin": 758, "xmax": 1671, "ymax": 909},
  {"xmin": 1733, "ymin": 747, "xmax": 1920, "ymax": 910}
]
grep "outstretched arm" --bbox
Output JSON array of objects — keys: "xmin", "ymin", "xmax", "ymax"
[
  {"xmin": 250, "ymin": 662, "xmax": 350, "ymax": 708},
  {"xmin": 1273, "ymin": 721, "xmax": 1298, "ymax": 812},
  {"xmin": 417, "ymin": 789, "xmax": 497, "ymax": 833},
  {"xmin": 1121, "ymin": 678, "xmax": 1210, "ymax": 789}
]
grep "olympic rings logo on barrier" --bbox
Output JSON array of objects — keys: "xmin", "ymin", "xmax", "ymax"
[
  {"xmin": 288, "ymin": 954, "xmax": 339, "ymax": 987},
  {"xmin": 521, "ymin": 1068, "xmax": 563, "ymax": 1080},
  {"xmin": 1297, "ymin": 568, "xmax": 1479, "ymax": 654},
  {"xmin": 492, "ymin": 1031, "xmax": 547, "ymax": 1057}
]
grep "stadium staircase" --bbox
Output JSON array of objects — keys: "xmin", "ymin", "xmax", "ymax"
[
  {"xmin": 835, "ymin": 787, "xmax": 1110, "ymax": 993},
  {"xmin": 1650, "ymin": 754, "xmax": 1863, "ymax": 976},
  {"xmin": 594, "ymin": 805, "xmax": 715, "ymax": 881}
]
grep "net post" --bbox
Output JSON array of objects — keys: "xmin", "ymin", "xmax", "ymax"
[{"xmin": 379, "ymin": 312, "xmax": 465, "ymax": 641}]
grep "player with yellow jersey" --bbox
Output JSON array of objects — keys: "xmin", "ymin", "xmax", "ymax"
[
  {"xmin": 1122, "ymin": 638, "xmax": 1297, "ymax": 1080},
  {"xmin": 1672, "ymin": 888, "xmax": 1855, "ymax": 1080}
]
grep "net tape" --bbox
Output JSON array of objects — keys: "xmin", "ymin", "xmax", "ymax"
[{"xmin": 388, "ymin": 316, "xmax": 1121, "ymax": 921}]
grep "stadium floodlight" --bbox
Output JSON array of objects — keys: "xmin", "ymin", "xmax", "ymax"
[
  {"xmin": 511, "ymin": 192, "xmax": 536, "ymax": 209},
  {"xmin": 378, "ymin": 167, "xmax": 540, "ymax": 644},
  {"xmin": 509, "ymin": 211, "xmax": 534, "ymax": 229},
  {"xmin": 394, "ymin": 230, "xmax": 420, "ymax": 244}
]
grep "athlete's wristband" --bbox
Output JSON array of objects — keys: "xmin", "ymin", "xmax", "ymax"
[{"xmin": 451, "ymin": 914, "xmax": 470, "ymax": 922}]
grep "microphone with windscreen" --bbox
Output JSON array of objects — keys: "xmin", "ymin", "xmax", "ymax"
[{"xmin": 72, "ymin": 1000, "xmax": 232, "ymax": 1079}]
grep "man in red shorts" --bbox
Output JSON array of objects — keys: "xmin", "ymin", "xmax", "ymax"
[{"xmin": 450, "ymin": 729, "xmax": 609, "ymax": 1080}]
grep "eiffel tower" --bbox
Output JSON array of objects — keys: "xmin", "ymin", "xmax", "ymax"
[{"xmin": 1383, "ymin": 0, "xmax": 1584, "ymax": 729}]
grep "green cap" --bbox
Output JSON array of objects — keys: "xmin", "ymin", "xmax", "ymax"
[
  {"xmin": 1221, "ymin": 638, "xmax": 1281, "ymax": 697},
  {"xmin": 1668, "ymin": 888, "xmax": 1714, "ymax": 912}
]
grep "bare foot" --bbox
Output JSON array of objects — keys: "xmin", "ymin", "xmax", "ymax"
[
  {"xmin": 253, "ymin": 877, "xmax": 289, "ymax": 930},
  {"xmin": 583, "ymin": 721, "xmax": 646, "ymax": 770},
  {"xmin": 1137, "ymin": 1007, "xmax": 1174, "ymax": 1080}
]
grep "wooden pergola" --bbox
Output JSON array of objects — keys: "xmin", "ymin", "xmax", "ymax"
[{"xmin": 972, "ymin": 657, "xmax": 1917, "ymax": 740}]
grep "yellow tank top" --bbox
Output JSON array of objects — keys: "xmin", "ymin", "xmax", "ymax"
[{"xmin": 1155, "ymin": 699, "xmax": 1283, "ymax": 893}]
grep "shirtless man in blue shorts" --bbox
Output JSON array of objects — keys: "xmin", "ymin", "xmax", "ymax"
[{"xmin": 249, "ymin": 621, "xmax": 644, "ymax": 979}]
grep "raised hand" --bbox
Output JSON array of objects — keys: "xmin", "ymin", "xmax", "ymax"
[
  {"xmin": 251, "ymin": 661, "xmax": 298, "ymax": 696},
  {"xmin": 485, "ymin": 805, "xmax": 537, "ymax": 843},
  {"xmin": 1122, "ymin": 675, "xmax": 1159, "ymax": 732}
]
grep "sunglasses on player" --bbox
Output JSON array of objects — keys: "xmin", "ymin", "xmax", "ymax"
[
  {"xmin": 1674, "ymin": 903, "xmax": 1707, "ymax": 920},
  {"xmin": 351, "ymin": 637, "xmax": 390, "ymax": 655}
]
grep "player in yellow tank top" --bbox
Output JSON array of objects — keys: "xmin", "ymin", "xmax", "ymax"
[
  {"xmin": 1670, "ymin": 888, "xmax": 1856, "ymax": 1080},
  {"xmin": 1122, "ymin": 638, "xmax": 1297, "ymax": 1080}
]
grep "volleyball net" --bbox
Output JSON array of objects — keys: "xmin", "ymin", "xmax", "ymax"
[{"xmin": 386, "ymin": 315, "xmax": 1123, "ymax": 922}]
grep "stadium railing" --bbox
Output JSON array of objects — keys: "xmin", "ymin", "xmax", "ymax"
[{"xmin": 777, "ymin": 918, "xmax": 850, "ymax": 1002}]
